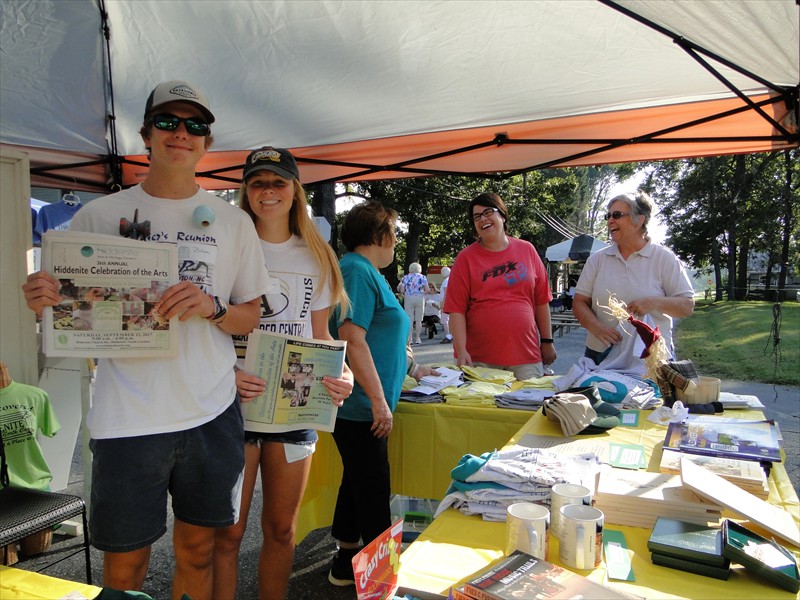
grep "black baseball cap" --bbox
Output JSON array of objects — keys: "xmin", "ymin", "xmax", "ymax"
[{"xmin": 243, "ymin": 147, "xmax": 299, "ymax": 181}]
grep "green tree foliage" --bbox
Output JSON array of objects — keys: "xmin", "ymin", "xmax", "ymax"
[
  {"xmin": 342, "ymin": 171, "xmax": 581, "ymax": 274},
  {"xmin": 641, "ymin": 150, "xmax": 798, "ymax": 300}
]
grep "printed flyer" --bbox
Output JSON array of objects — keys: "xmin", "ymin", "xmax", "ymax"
[
  {"xmin": 41, "ymin": 231, "xmax": 178, "ymax": 358},
  {"xmin": 353, "ymin": 520, "xmax": 404, "ymax": 600},
  {"xmin": 242, "ymin": 330, "xmax": 346, "ymax": 433}
]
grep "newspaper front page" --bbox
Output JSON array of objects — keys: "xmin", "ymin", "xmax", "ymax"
[
  {"xmin": 41, "ymin": 231, "xmax": 178, "ymax": 358},
  {"xmin": 243, "ymin": 330, "xmax": 346, "ymax": 433}
]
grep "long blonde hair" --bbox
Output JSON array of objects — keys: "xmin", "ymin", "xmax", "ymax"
[{"xmin": 239, "ymin": 179, "xmax": 350, "ymax": 315}]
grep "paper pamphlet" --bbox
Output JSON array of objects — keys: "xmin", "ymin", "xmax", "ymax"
[
  {"xmin": 353, "ymin": 520, "xmax": 403, "ymax": 600},
  {"xmin": 242, "ymin": 329, "xmax": 346, "ymax": 433},
  {"xmin": 41, "ymin": 231, "xmax": 178, "ymax": 358},
  {"xmin": 410, "ymin": 367, "xmax": 463, "ymax": 395}
]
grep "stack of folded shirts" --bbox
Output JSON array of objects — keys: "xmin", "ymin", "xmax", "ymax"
[
  {"xmin": 435, "ymin": 445, "xmax": 601, "ymax": 521},
  {"xmin": 495, "ymin": 388, "xmax": 553, "ymax": 410},
  {"xmin": 460, "ymin": 365, "xmax": 516, "ymax": 385},
  {"xmin": 516, "ymin": 375, "xmax": 560, "ymax": 388},
  {"xmin": 441, "ymin": 381, "xmax": 507, "ymax": 406}
]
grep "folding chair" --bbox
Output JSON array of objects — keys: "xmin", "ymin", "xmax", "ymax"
[{"xmin": 0, "ymin": 428, "xmax": 92, "ymax": 583}]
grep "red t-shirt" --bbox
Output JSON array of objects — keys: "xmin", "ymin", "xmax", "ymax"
[{"xmin": 443, "ymin": 237, "xmax": 552, "ymax": 366}]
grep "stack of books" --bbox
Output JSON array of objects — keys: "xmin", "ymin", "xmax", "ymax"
[
  {"xmin": 663, "ymin": 418, "xmax": 781, "ymax": 465},
  {"xmin": 659, "ymin": 449, "xmax": 769, "ymax": 499},
  {"xmin": 451, "ymin": 551, "xmax": 641, "ymax": 600},
  {"xmin": 647, "ymin": 517, "xmax": 731, "ymax": 580},
  {"xmin": 594, "ymin": 468, "xmax": 723, "ymax": 529}
]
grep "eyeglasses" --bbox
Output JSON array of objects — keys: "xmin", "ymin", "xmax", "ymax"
[
  {"xmin": 604, "ymin": 211, "xmax": 630, "ymax": 221},
  {"xmin": 151, "ymin": 113, "xmax": 210, "ymax": 136},
  {"xmin": 472, "ymin": 207, "xmax": 499, "ymax": 222}
]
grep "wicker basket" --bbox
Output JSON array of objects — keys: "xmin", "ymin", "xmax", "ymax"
[{"xmin": 676, "ymin": 376, "xmax": 721, "ymax": 405}]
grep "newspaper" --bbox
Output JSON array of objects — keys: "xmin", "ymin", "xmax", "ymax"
[
  {"xmin": 41, "ymin": 231, "xmax": 178, "ymax": 358},
  {"xmin": 243, "ymin": 329, "xmax": 346, "ymax": 433}
]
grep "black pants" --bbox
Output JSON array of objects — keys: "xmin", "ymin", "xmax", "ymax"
[
  {"xmin": 422, "ymin": 315, "xmax": 440, "ymax": 336},
  {"xmin": 331, "ymin": 418, "xmax": 391, "ymax": 546}
]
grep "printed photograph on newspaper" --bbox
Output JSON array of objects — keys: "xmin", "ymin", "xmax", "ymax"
[
  {"xmin": 243, "ymin": 329, "xmax": 346, "ymax": 433},
  {"xmin": 41, "ymin": 230, "xmax": 178, "ymax": 358}
]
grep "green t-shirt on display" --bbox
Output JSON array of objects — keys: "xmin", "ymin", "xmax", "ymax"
[{"xmin": 0, "ymin": 381, "xmax": 60, "ymax": 490}]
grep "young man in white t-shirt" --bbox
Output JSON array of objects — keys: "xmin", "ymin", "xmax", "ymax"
[{"xmin": 22, "ymin": 81, "xmax": 270, "ymax": 597}]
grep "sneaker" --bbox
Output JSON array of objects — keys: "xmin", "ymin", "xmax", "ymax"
[
  {"xmin": 440, "ymin": 337, "xmax": 452, "ymax": 344},
  {"xmin": 328, "ymin": 546, "xmax": 360, "ymax": 586}
]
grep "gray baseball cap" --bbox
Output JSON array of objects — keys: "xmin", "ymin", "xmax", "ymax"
[{"xmin": 144, "ymin": 80, "xmax": 215, "ymax": 123}]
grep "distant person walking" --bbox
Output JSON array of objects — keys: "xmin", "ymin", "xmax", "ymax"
[
  {"xmin": 439, "ymin": 266, "xmax": 453, "ymax": 343},
  {"xmin": 398, "ymin": 262, "xmax": 428, "ymax": 344}
]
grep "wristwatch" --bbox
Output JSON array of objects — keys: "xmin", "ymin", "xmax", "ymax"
[
  {"xmin": 540, "ymin": 338, "xmax": 554, "ymax": 344},
  {"xmin": 208, "ymin": 295, "xmax": 229, "ymax": 324}
]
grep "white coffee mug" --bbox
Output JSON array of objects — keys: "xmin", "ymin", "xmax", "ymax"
[
  {"xmin": 549, "ymin": 483, "xmax": 592, "ymax": 539},
  {"xmin": 559, "ymin": 504, "xmax": 604, "ymax": 570},
  {"xmin": 505, "ymin": 502, "xmax": 549, "ymax": 560}
]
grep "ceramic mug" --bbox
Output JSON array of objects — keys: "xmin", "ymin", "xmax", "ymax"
[
  {"xmin": 549, "ymin": 483, "xmax": 592, "ymax": 539},
  {"xmin": 559, "ymin": 504, "xmax": 604, "ymax": 570},
  {"xmin": 505, "ymin": 502, "xmax": 549, "ymax": 560}
]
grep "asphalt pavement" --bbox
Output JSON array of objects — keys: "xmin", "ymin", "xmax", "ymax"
[{"xmin": 12, "ymin": 326, "xmax": 799, "ymax": 599}]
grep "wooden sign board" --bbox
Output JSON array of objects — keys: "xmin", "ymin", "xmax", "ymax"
[{"xmin": 680, "ymin": 457, "xmax": 800, "ymax": 548}]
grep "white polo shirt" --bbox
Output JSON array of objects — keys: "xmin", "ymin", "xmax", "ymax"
[{"xmin": 575, "ymin": 241, "xmax": 694, "ymax": 353}]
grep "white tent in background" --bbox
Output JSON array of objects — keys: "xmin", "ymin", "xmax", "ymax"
[
  {"xmin": 0, "ymin": 0, "xmax": 797, "ymax": 193},
  {"xmin": 546, "ymin": 235, "xmax": 609, "ymax": 263}
]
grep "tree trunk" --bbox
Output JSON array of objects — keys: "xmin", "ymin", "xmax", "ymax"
[
  {"xmin": 709, "ymin": 160, "xmax": 725, "ymax": 302},
  {"xmin": 778, "ymin": 150, "xmax": 794, "ymax": 301},
  {"xmin": 310, "ymin": 182, "xmax": 338, "ymax": 251},
  {"xmin": 404, "ymin": 219, "xmax": 423, "ymax": 270},
  {"xmin": 737, "ymin": 237, "xmax": 750, "ymax": 299}
]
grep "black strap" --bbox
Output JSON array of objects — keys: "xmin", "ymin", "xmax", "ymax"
[{"xmin": 0, "ymin": 426, "xmax": 9, "ymax": 488}]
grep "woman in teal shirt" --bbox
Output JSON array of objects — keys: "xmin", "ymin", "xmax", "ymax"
[{"xmin": 327, "ymin": 201, "xmax": 429, "ymax": 587}]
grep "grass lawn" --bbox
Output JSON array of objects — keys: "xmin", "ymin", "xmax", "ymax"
[{"xmin": 675, "ymin": 300, "xmax": 799, "ymax": 386}]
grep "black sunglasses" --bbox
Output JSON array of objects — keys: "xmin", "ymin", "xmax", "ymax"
[
  {"xmin": 151, "ymin": 113, "xmax": 210, "ymax": 136},
  {"xmin": 604, "ymin": 211, "xmax": 630, "ymax": 221}
]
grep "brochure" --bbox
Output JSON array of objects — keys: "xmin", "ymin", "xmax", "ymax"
[
  {"xmin": 352, "ymin": 519, "xmax": 403, "ymax": 600},
  {"xmin": 242, "ymin": 329, "xmax": 346, "ymax": 433},
  {"xmin": 41, "ymin": 230, "xmax": 178, "ymax": 358},
  {"xmin": 410, "ymin": 367, "xmax": 463, "ymax": 395},
  {"xmin": 664, "ymin": 418, "xmax": 781, "ymax": 463}
]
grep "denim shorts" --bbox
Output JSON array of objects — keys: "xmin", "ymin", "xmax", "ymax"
[
  {"xmin": 88, "ymin": 400, "xmax": 245, "ymax": 552},
  {"xmin": 245, "ymin": 429, "xmax": 318, "ymax": 464},
  {"xmin": 244, "ymin": 428, "xmax": 318, "ymax": 445}
]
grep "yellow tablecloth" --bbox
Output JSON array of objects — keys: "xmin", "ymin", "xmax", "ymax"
[
  {"xmin": 0, "ymin": 565, "xmax": 101, "ymax": 599},
  {"xmin": 396, "ymin": 410, "xmax": 800, "ymax": 599},
  {"xmin": 295, "ymin": 402, "xmax": 534, "ymax": 542}
]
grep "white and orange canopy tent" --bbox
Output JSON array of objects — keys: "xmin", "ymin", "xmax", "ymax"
[{"xmin": 1, "ymin": 0, "xmax": 797, "ymax": 193}]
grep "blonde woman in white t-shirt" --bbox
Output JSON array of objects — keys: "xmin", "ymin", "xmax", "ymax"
[{"xmin": 214, "ymin": 147, "xmax": 354, "ymax": 600}]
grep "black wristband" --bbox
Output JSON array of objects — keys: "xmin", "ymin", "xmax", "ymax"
[{"xmin": 540, "ymin": 338, "xmax": 554, "ymax": 344}]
